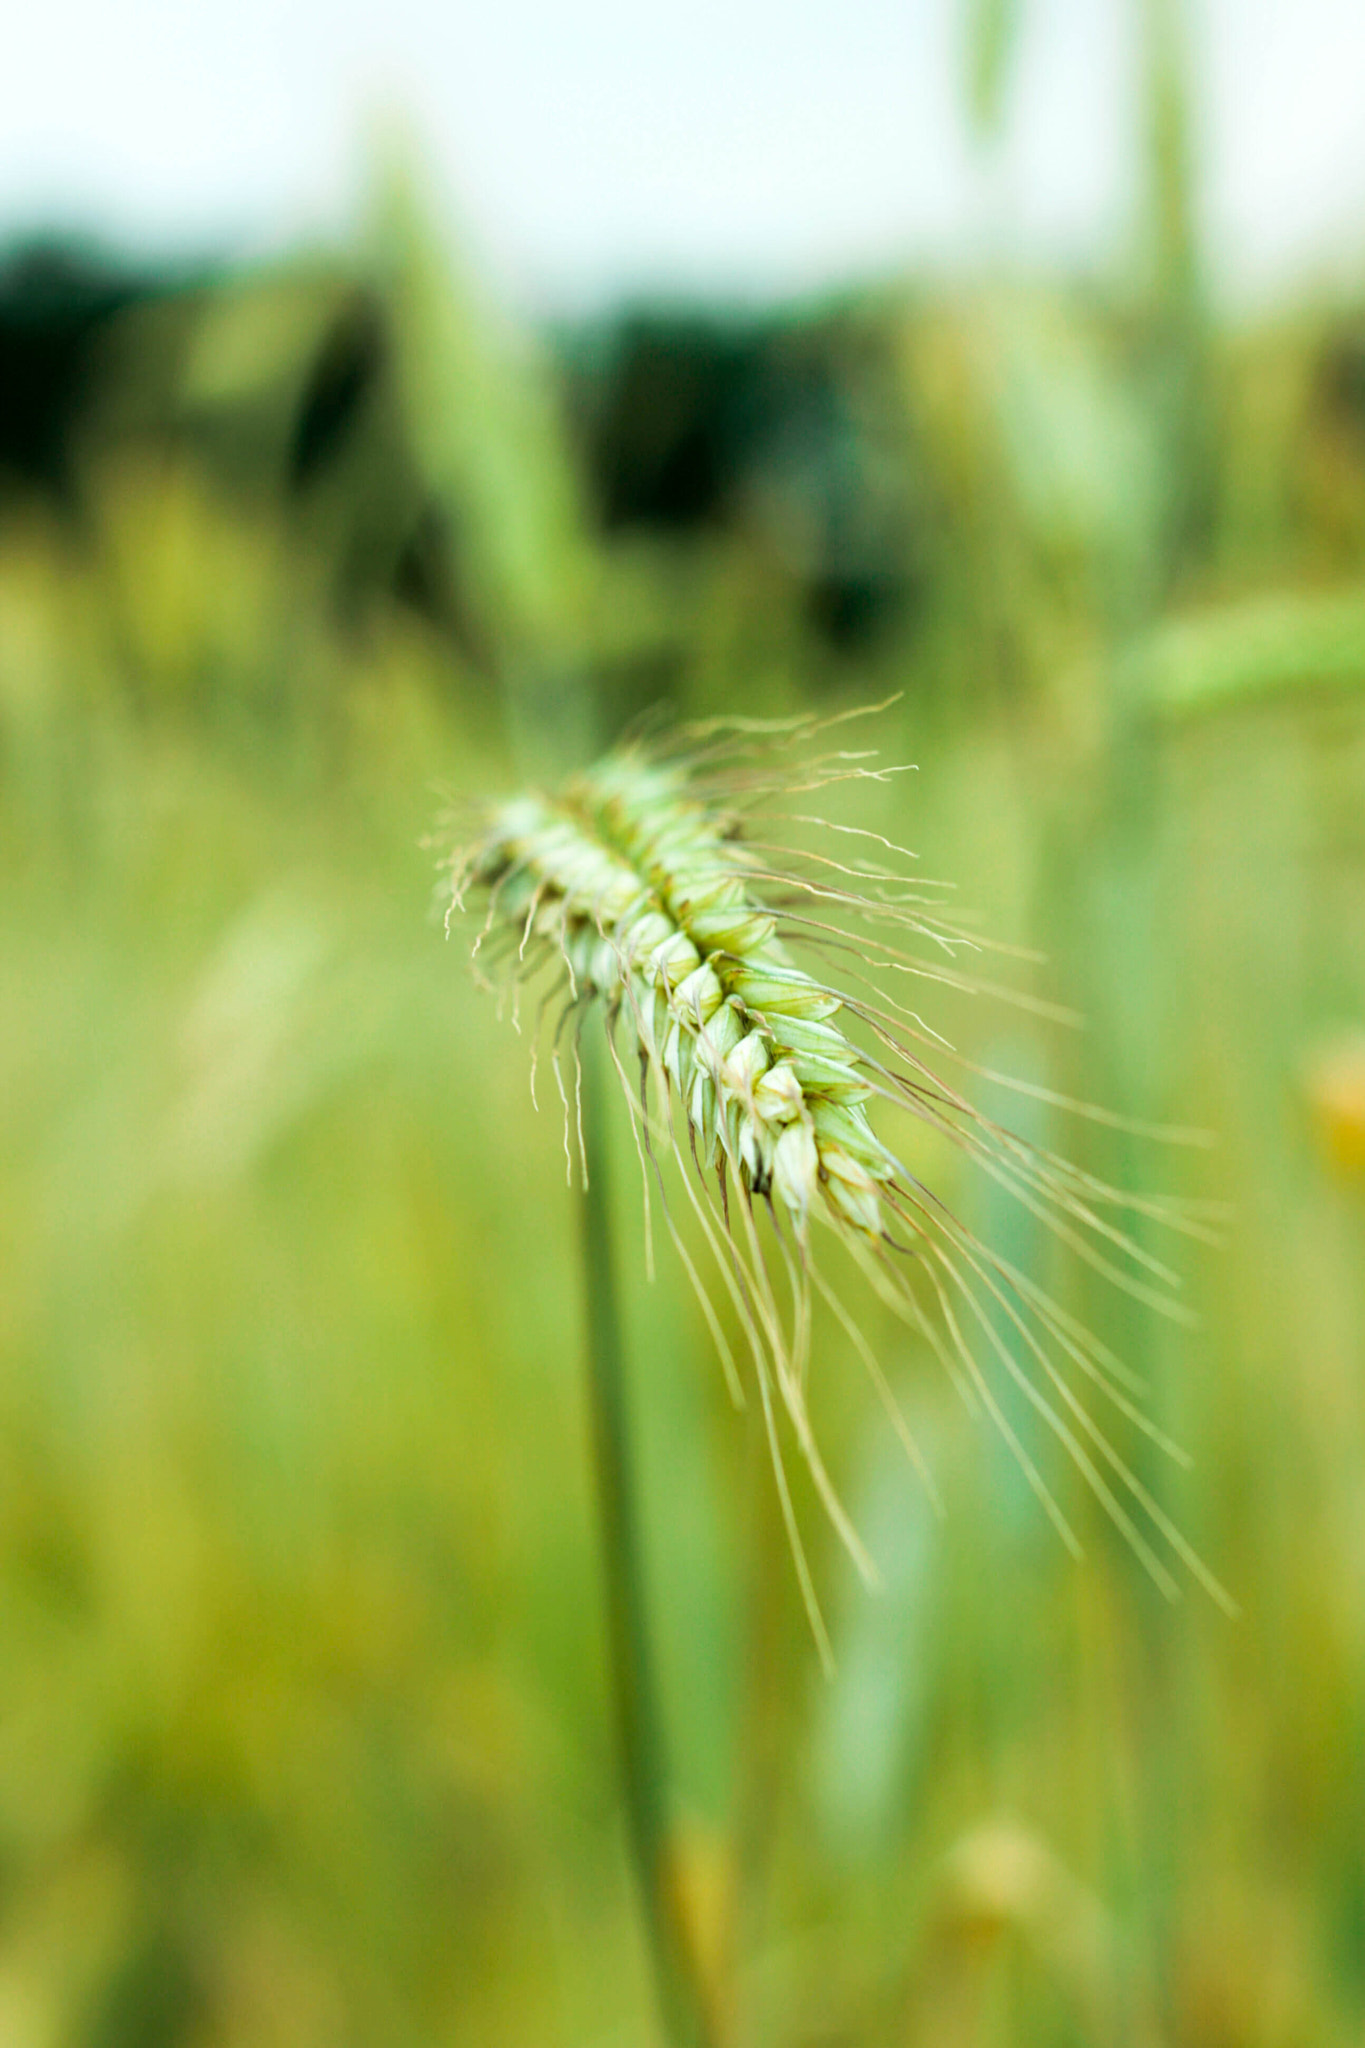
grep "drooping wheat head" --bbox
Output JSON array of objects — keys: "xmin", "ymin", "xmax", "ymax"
[{"xmin": 441, "ymin": 707, "xmax": 1229, "ymax": 1657}]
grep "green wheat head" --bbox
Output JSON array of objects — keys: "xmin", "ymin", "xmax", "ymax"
[{"xmin": 443, "ymin": 707, "xmax": 1230, "ymax": 1653}]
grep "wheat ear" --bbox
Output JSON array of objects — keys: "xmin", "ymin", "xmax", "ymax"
[{"xmin": 443, "ymin": 709, "xmax": 1232, "ymax": 1649}]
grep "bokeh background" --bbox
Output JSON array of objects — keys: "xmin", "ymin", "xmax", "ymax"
[{"xmin": 3, "ymin": 3, "xmax": 1365, "ymax": 2042}]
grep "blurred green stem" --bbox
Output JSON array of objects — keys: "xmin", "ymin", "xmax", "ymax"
[{"xmin": 578, "ymin": 1026, "xmax": 718, "ymax": 2048}]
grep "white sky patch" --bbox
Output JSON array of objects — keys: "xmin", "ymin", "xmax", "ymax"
[{"xmin": 0, "ymin": 0, "xmax": 1362, "ymax": 310}]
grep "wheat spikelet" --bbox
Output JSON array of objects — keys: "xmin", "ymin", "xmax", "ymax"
[{"xmin": 442, "ymin": 707, "xmax": 1231, "ymax": 1656}]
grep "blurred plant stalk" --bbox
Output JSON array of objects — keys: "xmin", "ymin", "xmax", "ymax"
[{"xmin": 578, "ymin": 1024, "xmax": 724, "ymax": 2048}]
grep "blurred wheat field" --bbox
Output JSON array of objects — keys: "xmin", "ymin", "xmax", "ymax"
[{"xmin": 1, "ymin": 165, "xmax": 1364, "ymax": 2046}]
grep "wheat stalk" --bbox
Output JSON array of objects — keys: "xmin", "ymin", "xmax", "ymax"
[{"xmin": 443, "ymin": 706, "xmax": 1231, "ymax": 1657}]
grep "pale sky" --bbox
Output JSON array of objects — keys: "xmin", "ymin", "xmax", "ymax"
[{"xmin": 2, "ymin": 0, "xmax": 1364, "ymax": 311}]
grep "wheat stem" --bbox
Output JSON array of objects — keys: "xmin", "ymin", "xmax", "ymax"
[{"xmin": 579, "ymin": 1024, "xmax": 720, "ymax": 2048}]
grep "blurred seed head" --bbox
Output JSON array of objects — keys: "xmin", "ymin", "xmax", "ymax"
[{"xmin": 1304, "ymin": 1032, "xmax": 1365, "ymax": 1176}]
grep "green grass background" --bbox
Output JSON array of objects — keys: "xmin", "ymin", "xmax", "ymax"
[{"xmin": 2, "ymin": 114, "xmax": 1365, "ymax": 2048}]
